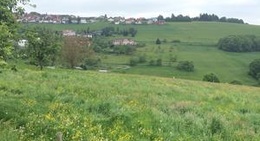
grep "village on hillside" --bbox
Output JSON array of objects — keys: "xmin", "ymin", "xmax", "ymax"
[
  {"xmin": 17, "ymin": 12, "xmax": 163, "ymax": 47},
  {"xmin": 19, "ymin": 12, "xmax": 166, "ymax": 25}
]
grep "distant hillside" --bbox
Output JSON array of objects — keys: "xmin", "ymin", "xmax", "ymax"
[
  {"xmin": 0, "ymin": 68, "xmax": 260, "ymax": 140},
  {"xmin": 21, "ymin": 22, "xmax": 260, "ymax": 86}
]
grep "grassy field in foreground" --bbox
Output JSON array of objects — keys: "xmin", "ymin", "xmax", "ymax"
[{"xmin": 0, "ymin": 68, "xmax": 260, "ymax": 140}]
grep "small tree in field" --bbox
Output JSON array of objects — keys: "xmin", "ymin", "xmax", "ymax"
[
  {"xmin": 156, "ymin": 58, "xmax": 162, "ymax": 66},
  {"xmin": 177, "ymin": 61, "xmax": 194, "ymax": 72},
  {"xmin": 129, "ymin": 57, "xmax": 138, "ymax": 66},
  {"xmin": 62, "ymin": 36, "xmax": 93, "ymax": 68},
  {"xmin": 248, "ymin": 59, "xmax": 260, "ymax": 80},
  {"xmin": 25, "ymin": 27, "xmax": 61, "ymax": 70},
  {"xmin": 156, "ymin": 38, "xmax": 161, "ymax": 44},
  {"xmin": 203, "ymin": 73, "xmax": 220, "ymax": 83}
]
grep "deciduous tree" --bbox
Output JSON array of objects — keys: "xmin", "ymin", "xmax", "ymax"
[
  {"xmin": 177, "ymin": 61, "xmax": 194, "ymax": 72},
  {"xmin": 0, "ymin": 0, "xmax": 30, "ymax": 61},
  {"xmin": 25, "ymin": 26, "xmax": 61, "ymax": 70},
  {"xmin": 0, "ymin": 24, "xmax": 13, "ymax": 61},
  {"xmin": 249, "ymin": 59, "xmax": 260, "ymax": 79},
  {"xmin": 203, "ymin": 73, "xmax": 220, "ymax": 83},
  {"xmin": 62, "ymin": 36, "xmax": 93, "ymax": 68}
]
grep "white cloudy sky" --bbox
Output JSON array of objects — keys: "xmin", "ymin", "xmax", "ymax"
[{"xmin": 24, "ymin": 0, "xmax": 260, "ymax": 25}]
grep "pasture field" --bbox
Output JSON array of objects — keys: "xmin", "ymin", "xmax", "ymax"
[
  {"xmin": 25, "ymin": 22, "xmax": 260, "ymax": 85},
  {"xmin": 0, "ymin": 68, "xmax": 260, "ymax": 140},
  {"xmin": 27, "ymin": 22, "xmax": 260, "ymax": 43}
]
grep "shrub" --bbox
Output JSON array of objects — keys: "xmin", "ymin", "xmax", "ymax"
[
  {"xmin": 81, "ymin": 57, "xmax": 101, "ymax": 70},
  {"xmin": 114, "ymin": 45, "xmax": 136, "ymax": 55},
  {"xmin": 129, "ymin": 58, "xmax": 139, "ymax": 66},
  {"xmin": 172, "ymin": 39, "xmax": 181, "ymax": 43},
  {"xmin": 149, "ymin": 60, "xmax": 155, "ymax": 66},
  {"xmin": 136, "ymin": 43, "xmax": 146, "ymax": 48},
  {"xmin": 230, "ymin": 80, "xmax": 242, "ymax": 85},
  {"xmin": 156, "ymin": 59, "xmax": 162, "ymax": 66},
  {"xmin": 169, "ymin": 55, "xmax": 177, "ymax": 63},
  {"xmin": 138, "ymin": 55, "xmax": 147, "ymax": 63},
  {"xmin": 155, "ymin": 38, "xmax": 161, "ymax": 44},
  {"xmin": 177, "ymin": 61, "xmax": 194, "ymax": 72},
  {"xmin": 203, "ymin": 73, "xmax": 220, "ymax": 83},
  {"xmin": 0, "ymin": 60, "xmax": 8, "ymax": 69},
  {"xmin": 149, "ymin": 59, "xmax": 162, "ymax": 66},
  {"xmin": 249, "ymin": 59, "xmax": 260, "ymax": 79}
]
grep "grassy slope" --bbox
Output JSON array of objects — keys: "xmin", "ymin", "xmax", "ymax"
[
  {"xmin": 0, "ymin": 68, "xmax": 260, "ymax": 140},
  {"xmin": 31, "ymin": 22, "xmax": 260, "ymax": 43}
]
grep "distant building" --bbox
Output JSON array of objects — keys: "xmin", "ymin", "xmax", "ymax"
[
  {"xmin": 80, "ymin": 18, "xmax": 87, "ymax": 24},
  {"xmin": 62, "ymin": 30, "xmax": 76, "ymax": 36},
  {"xmin": 107, "ymin": 18, "xmax": 114, "ymax": 22},
  {"xmin": 18, "ymin": 39, "xmax": 28, "ymax": 47},
  {"xmin": 113, "ymin": 38, "xmax": 137, "ymax": 46}
]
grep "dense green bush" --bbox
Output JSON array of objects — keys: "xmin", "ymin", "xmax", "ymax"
[
  {"xmin": 113, "ymin": 46, "xmax": 136, "ymax": 55},
  {"xmin": 81, "ymin": 57, "xmax": 101, "ymax": 70},
  {"xmin": 129, "ymin": 58, "xmax": 139, "ymax": 66},
  {"xmin": 177, "ymin": 61, "xmax": 194, "ymax": 72},
  {"xmin": 138, "ymin": 55, "xmax": 147, "ymax": 63},
  {"xmin": 149, "ymin": 60, "xmax": 155, "ymax": 66},
  {"xmin": 218, "ymin": 35, "xmax": 260, "ymax": 52},
  {"xmin": 156, "ymin": 59, "xmax": 162, "ymax": 66},
  {"xmin": 155, "ymin": 38, "xmax": 161, "ymax": 44},
  {"xmin": 171, "ymin": 39, "xmax": 181, "ymax": 43},
  {"xmin": 249, "ymin": 59, "xmax": 260, "ymax": 79},
  {"xmin": 0, "ymin": 60, "xmax": 8, "ymax": 69},
  {"xmin": 149, "ymin": 59, "xmax": 163, "ymax": 66},
  {"xmin": 203, "ymin": 73, "xmax": 220, "ymax": 83}
]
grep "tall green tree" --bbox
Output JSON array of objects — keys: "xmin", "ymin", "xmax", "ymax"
[
  {"xmin": 0, "ymin": 24, "xmax": 13, "ymax": 61},
  {"xmin": 25, "ymin": 26, "xmax": 61, "ymax": 70},
  {"xmin": 0, "ymin": 0, "xmax": 30, "ymax": 60},
  {"xmin": 157, "ymin": 15, "xmax": 164, "ymax": 21}
]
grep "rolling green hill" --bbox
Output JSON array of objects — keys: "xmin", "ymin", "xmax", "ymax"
[
  {"xmin": 0, "ymin": 68, "xmax": 260, "ymax": 140},
  {"xmin": 27, "ymin": 22, "xmax": 260, "ymax": 43},
  {"xmin": 23, "ymin": 22, "xmax": 260, "ymax": 86}
]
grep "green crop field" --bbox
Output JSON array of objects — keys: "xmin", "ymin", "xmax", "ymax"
[
  {"xmin": 0, "ymin": 68, "xmax": 260, "ymax": 140},
  {"xmin": 26, "ymin": 22, "xmax": 260, "ymax": 86}
]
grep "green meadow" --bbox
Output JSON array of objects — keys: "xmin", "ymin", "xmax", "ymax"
[
  {"xmin": 0, "ymin": 68, "xmax": 260, "ymax": 140},
  {"xmin": 28, "ymin": 22, "xmax": 260, "ymax": 85}
]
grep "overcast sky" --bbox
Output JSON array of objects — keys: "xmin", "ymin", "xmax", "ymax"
[{"xmin": 24, "ymin": 0, "xmax": 260, "ymax": 25}]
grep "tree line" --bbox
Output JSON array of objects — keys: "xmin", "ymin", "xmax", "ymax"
[
  {"xmin": 162, "ymin": 13, "xmax": 244, "ymax": 24},
  {"xmin": 218, "ymin": 35, "xmax": 260, "ymax": 52}
]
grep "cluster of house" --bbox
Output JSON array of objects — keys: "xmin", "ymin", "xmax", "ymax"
[
  {"xmin": 18, "ymin": 12, "xmax": 165, "ymax": 25},
  {"xmin": 112, "ymin": 38, "xmax": 137, "ymax": 46},
  {"xmin": 18, "ymin": 12, "xmax": 102, "ymax": 24},
  {"xmin": 108, "ymin": 17, "xmax": 165, "ymax": 25},
  {"xmin": 62, "ymin": 30, "xmax": 137, "ymax": 46}
]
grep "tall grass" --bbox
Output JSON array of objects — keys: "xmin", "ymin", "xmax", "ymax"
[{"xmin": 0, "ymin": 68, "xmax": 260, "ymax": 140}]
